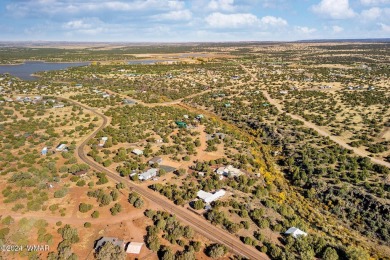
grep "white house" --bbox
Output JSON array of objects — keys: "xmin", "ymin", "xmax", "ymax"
[
  {"xmin": 216, "ymin": 165, "xmax": 243, "ymax": 177},
  {"xmin": 132, "ymin": 149, "xmax": 144, "ymax": 156},
  {"xmin": 197, "ymin": 189, "xmax": 226, "ymax": 204},
  {"xmin": 98, "ymin": 137, "xmax": 108, "ymax": 147},
  {"xmin": 41, "ymin": 147, "xmax": 48, "ymax": 156},
  {"xmin": 284, "ymin": 227, "xmax": 307, "ymax": 238},
  {"xmin": 56, "ymin": 144, "xmax": 67, "ymax": 152},
  {"xmin": 138, "ymin": 168, "xmax": 158, "ymax": 181}
]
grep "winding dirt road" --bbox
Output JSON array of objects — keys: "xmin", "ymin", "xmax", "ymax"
[{"xmin": 56, "ymin": 97, "xmax": 268, "ymax": 260}]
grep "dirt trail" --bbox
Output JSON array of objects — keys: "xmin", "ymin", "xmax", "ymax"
[{"xmin": 240, "ymin": 65, "xmax": 390, "ymax": 168}]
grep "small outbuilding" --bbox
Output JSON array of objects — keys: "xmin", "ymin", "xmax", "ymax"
[
  {"xmin": 126, "ymin": 242, "xmax": 143, "ymax": 254},
  {"xmin": 132, "ymin": 149, "xmax": 144, "ymax": 156},
  {"xmin": 175, "ymin": 121, "xmax": 187, "ymax": 128},
  {"xmin": 148, "ymin": 157, "xmax": 163, "ymax": 165}
]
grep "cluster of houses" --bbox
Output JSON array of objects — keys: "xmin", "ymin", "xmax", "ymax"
[
  {"xmin": 347, "ymin": 85, "xmax": 375, "ymax": 91},
  {"xmin": 1, "ymin": 96, "xmax": 65, "ymax": 108},
  {"xmin": 94, "ymin": 237, "xmax": 144, "ymax": 255},
  {"xmin": 92, "ymin": 89, "xmax": 111, "ymax": 98},
  {"xmin": 130, "ymin": 157, "xmax": 163, "ymax": 181}
]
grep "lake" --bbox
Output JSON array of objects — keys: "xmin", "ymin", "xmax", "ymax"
[{"xmin": 0, "ymin": 61, "xmax": 90, "ymax": 80}]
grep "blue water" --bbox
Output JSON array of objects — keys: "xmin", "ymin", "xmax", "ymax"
[{"xmin": 0, "ymin": 61, "xmax": 90, "ymax": 80}]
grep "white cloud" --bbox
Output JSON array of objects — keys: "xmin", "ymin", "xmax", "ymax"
[
  {"xmin": 312, "ymin": 0, "xmax": 356, "ymax": 19},
  {"xmin": 260, "ymin": 16, "xmax": 288, "ymax": 27},
  {"xmin": 154, "ymin": 10, "xmax": 192, "ymax": 21},
  {"xmin": 63, "ymin": 19, "xmax": 93, "ymax": 30},
  {"xmin": 205, "ymin": 12, "xmax": 259, "ymax": 28},
  {"xmin": 378, "ymin": 23, "xmax": 390, "ymax": 32},
  {"xmin": 295, "ymin": 26, "xmax": 317, "ymax": 34},
  {"xmin": 360, "ymin": 0, "xmax": 390, "ymax": 5},
  {"xmin": 332, "ymin": 25, "xmax": 344, "ymax": 33},
  {"xmin": 205, "ymin": 12, "xmax": 287, "ymax": 29},
  {"xmin": 361, "ymin": 7, "xmax": 382, "ymax": 20},
  {"xmin": 208, "ymin": 0, "xmax": 236, "ymax": 11},
  {"xmin": 6, "ymin": 0, "xmax": 185, "ymax": 16}
]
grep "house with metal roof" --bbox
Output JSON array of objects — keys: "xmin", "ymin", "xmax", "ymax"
[
  {"xmin": 284, "ymin": 227, "xmax": 307, "ymax": 238},
  {"xmin": 94, "ymin": 237, "xmax": 125, "ymax": 251},
  {"xmin": 138, "ymin": 168, "xmax": 158, "ymax": 181},
  {"xmin": 197, "ymin": 189, "xmax": 226, "ymax": 204}
]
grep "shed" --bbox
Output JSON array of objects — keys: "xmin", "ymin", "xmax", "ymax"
[
  {"xmin": 175, "ymin": 121, "xmax": 187, "ymax": 128},
  {"xmin": 132, "ymin": 149, "xmax": 144, "ymax": 156},
  {"xmin": 148, "ymin": 157, "xmax": 163, "ymax": 165},
  {"xmin": 126, "ymin": 242, "xmax": 143, "ymax": 254}
]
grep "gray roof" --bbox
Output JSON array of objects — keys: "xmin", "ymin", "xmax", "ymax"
[{"xmin": 95, "ymin": 237, "xmax": 125, "ymax": 250}]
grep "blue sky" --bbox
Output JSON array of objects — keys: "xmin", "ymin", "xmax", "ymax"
[{"xmin": 0, "ymin": 0, "xmax": 389, "ymax": 42}]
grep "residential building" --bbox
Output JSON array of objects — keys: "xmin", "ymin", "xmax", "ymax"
[
  {"xmin": 95, "ymin": 237, "xmax": 125, "ymax": 251},
  {"xmin": 56, "ymin": 143, "xmax": 67, "ymax": 152},
  {"xmin": 284, "ymin": 227, "xmax": 308, "ymax": 238},
  {"xmin": 216, "ymin": 165, "xmax": 243, "ymax": 177},
  {"xmin": 41, "ymin": 147, "xmax": 48, "ymax": 156},
  {"xmin": 132, "ymin": 149, "xmax": 144, "ymax": 156},
  {"xmin": 197, "ymin": 189, "xmax": 226, "ymax": 204},
  {"xmin": 138, "ymin": 168, "xmax": 158, "ymax": 181}
]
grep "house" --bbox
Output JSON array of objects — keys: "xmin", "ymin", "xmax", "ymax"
[
  {"xmin": 224, "ymin": 103, "xmax": 231, "ymax": 108},
  {"xmin": 98, "ymin": 137, "xmax": 108, "ymax": 147},
  {"xmin": 95, "ymin": 237, "xmax": 125, "ymax": 251},
  {"xmin": 53, "ymin": 103, "xmax": 64, "ymax": 108},
  {"xmin": 56, "ymin": 143, "xmax": 67, "ymax": 152},
  {"xmin": 126, "ymin": 242, "xmax": 143, "ymax": 254},
  {"xmin": 284, "ymin": 227, "xmax": 307, "ymax": 238},
  {"xmin": 231, "ymin": 75, "xmax": 240, "ymax": 80},
  {"xmin": 123, "ymin": 99, "xmax": 137, "ymax": 105},
  {"xmin": 279, "ymin": 90, "xmax": 288, "ymax": 94},
  {"xmin": 138, "ymin": 168, "xmax": 158, "ymax": 181},
  {"xmin": 197, "ymin": 189, "xmax": 226, "ymax": 204},
  {"xmin": 148, "ymin": 157, "xmax": 162, "ymax": 165},
  {"xmin": 41, "ymin": 147, "xmax": 48, "ymax": 156},
  {"xmin": 73, "ymin": 170, "xmax": 88, "ymax": 176},
  {"xmin": 183, "ymin": 115, "xmax": 189, "ymax": 119},
  {"xmin": 132, "ymin": 149, "xmax": 143, "ymax": 156},
  {"xmin": 216, "ymin": 165, "xmax": 243, "ymax": 177},
  {"xmin": 196, "ymin": 114, "xmax": 204, "ymax": 120},
  {"xmin": 102, "ymin": 93, "xmax": 110, "ymax": 98},
  {"xmin": 175, "ymin": 121, "xmax": 187, "ymax": 128}
]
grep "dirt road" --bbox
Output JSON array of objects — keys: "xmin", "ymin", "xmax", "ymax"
[
  {"xmin": 58, "ymin": 96, "xmax": 268, "ymax": 260},
  {"xmin": 240, "ymin": 65, "xmax": 390, "ymax": 168}
]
